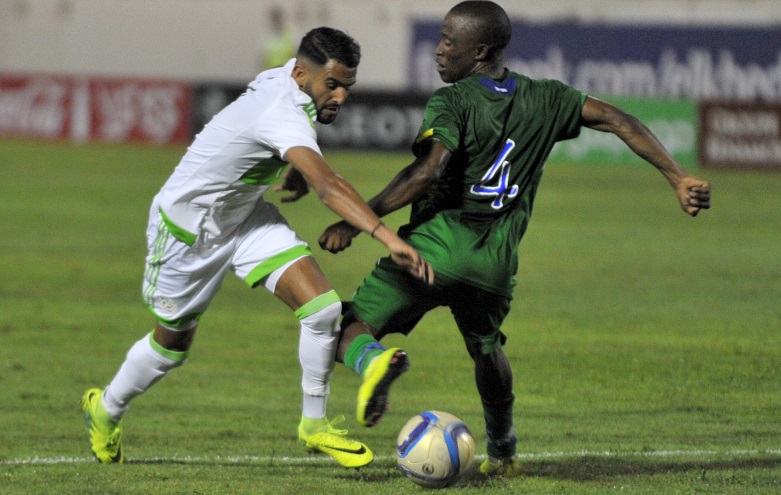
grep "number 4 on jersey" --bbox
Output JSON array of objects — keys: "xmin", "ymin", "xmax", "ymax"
[{"xmin": 470, "ymin": 139, "xmax": 519, "ymax": 209}]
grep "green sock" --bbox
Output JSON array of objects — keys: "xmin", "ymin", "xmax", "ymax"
[{"xmin": 343, "ymin": 334, "xmax": 386, "ymax": 376}]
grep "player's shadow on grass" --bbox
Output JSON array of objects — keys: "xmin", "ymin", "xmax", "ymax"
[
  {"xmin": 469, "ymin": 455, "xmax": 781, "ymax": 483},
  {"xmin": 333, "ymin": 456, "xmax": 781, "ymax": 486},
  {"xmin": 133, "ymin": 455, "xmax": 781, "ymax": 486}
]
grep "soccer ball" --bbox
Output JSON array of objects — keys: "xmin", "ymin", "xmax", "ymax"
[{"xmin": 396, "ymin": 410, "xmax": 476, "ymax": 488}]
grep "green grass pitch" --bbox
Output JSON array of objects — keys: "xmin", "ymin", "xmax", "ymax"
[{"xmin": 0, "ymin": 139, "xmax": 779, "ymax": 494}]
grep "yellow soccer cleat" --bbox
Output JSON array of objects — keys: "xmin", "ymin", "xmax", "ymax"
[
  {"xmin": 357, "ymin": 348, "xmax": 409, "ymax": 427},
  {"xmin": 81, "ymin": 388, "xmax": 124, "ymax": 463},
  {"xmin": 298, "ymin": 416, "xmax": 373, "ymax": 468},
  {"xmin": 479, "ymin": 456, "xmax": 522, "ymax": 476}
]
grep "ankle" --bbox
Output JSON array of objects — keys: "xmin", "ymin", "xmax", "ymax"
[
  {"xmin": 299, "ymin": 416, "xmax": 328, "ymax": 435},
  {"xmin": 101, "ymin": 388, "xmax": 128, "ymax": 423},
  {"xmin": 486, "ymin": 430, "xmax": 517, "ymax": 459},
  {"xmin": 344, "ymin": 334, "xmax": 385, "ymax": 375}
]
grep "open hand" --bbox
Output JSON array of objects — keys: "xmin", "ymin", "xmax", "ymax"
[{"xmin": 387, "ymin": 238, "xmax": 435, "ymax": 285}]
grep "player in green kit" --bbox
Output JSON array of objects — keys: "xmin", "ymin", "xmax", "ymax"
[{"xmin": 314, "ymin": 0, "xmax": 711, "ymax": 476}]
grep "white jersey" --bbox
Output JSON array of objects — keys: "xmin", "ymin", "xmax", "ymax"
[{"xmin": 155, "ymin": 58, "xmax": 320, "ymax": 245}]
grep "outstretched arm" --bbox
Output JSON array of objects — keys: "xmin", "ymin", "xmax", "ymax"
[
  {"xmin": 580, "ymin": 96, "xmax": 711, "ymax": 216},
  {"xmin": 318, "ymin": 140, "xmax": 452, "ymax": 253},
  {"xmin": 284, "ymin": 145, "xmax": 434, "ymax": 283}
]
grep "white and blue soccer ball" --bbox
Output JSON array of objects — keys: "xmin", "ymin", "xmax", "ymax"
[{"xmin": 396, "ymin": 410, "xmax": 476, "ymax": 488}]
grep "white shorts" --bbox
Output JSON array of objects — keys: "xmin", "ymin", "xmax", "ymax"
[{"xmin": 142, "ymin": 198, "xmax": 311, "ymax": 329}]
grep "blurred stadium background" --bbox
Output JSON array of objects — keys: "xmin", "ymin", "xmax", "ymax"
[{"xmin": 1, "ymin": 0, "xmax": 780, "ymax": 171}]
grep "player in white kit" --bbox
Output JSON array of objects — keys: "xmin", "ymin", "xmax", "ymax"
[{"xmin": 81, "ymin": 27, "xmax": 433, "ymax": 468}]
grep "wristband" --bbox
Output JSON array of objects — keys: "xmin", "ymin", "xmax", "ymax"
[{"xmin": 370, "ymin": 221, "xmax": 384, "ymax": 238}]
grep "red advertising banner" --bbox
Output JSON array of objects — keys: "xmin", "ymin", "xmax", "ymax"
[
  {"xmin": 699, "ymin": 101, "xmax": 781, "ymax": 170},
  {"xmin": 0, "ymin": 74, "xmax": 192, "ymax": 144},
  {"xmin": 0, "ymin": 74, "xmax": 72, "ymax": 139}
]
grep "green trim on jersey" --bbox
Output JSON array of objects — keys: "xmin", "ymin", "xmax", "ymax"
[
  {"xmin": 295, "ymin": 290, "xmax": 341, "ymax": 319},
  {"xmin": 240, "ymin": 157, "xmax": 287, "ymax": 185},
  {"xmin": 303, "ymin": 102, "xmax": 317, "ymax": 128},
  {"xmin": 159, "ymin": 208, "xmax": 197, "ymax": 247},
  {"xmin": 148, "ymin": 332, "xmax": 190, "ymax": 362},
  {"xmin": 244, "ymin": 244, "xmax": 313, "ymax": 288},
  {"xmin": 144, "ymin": 219, "xmax": 170, "ymax": 308}
]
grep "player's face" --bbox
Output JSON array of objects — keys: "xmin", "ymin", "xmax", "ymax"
[
  {"xmin": 435, "ymin": 13, "xmax": 479, "ymax": 83},
  {"xmin": 302, "ymin": 59, "xmax": 356, "ymax": 124}
]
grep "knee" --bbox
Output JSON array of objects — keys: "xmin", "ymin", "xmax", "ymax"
[
  {"xmin": 472, "ymin": 347, "xmax": 512, "ymax": 376},
  {"xmin": 153, "ymin": 321, "xmax": 198, "ymax": 353},
  {"xmin": 465, "ymin": 331, "xmax": 507, "ymax": 360},
  {"xmin": 298, "ymin": 297, "xmax": 342, "ymax": 337}
]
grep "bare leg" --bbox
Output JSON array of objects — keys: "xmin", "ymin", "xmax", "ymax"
[
  {"xmin": 273, "ymin": 256, "xmax": 333, "ymax": 311},
  {"xmin": 336, "ymin": 318, "xmax": 377, "ymax": 363},
  {"xmin": 153, "ymin": 322, "xmax": 197, "ymax": 351},
  {"xmin": 473, "ymin": 348, "xmax": 513, "ymax": 404}
]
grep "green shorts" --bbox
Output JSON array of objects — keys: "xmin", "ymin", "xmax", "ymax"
[{"xmin": 350, "ymin": 257, "xmax": 512, "ymax": 356}]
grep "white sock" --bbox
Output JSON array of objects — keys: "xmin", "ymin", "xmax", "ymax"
[
  {"xmin": 297, "ymin": 295, "xmax": 341, "ymax": 419},
  {"xmin": 302, "ymin": 393, "xmax": 327, "ymax": 419},
  {"xmin": 102, "ymin": 332, "xmax": 187, "ymax": 421}
]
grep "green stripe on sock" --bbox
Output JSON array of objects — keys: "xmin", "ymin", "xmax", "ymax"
[
  {"xmin": 295, "ymin": 290, "xmax": 341, "ymax": 320},
  {"xmin": 344, "ymin": 333, "xmax": 382, "ymax": 375},
  {"xmin": 148, "ymin": 332, "xmax": 190, "ymax": 362}
]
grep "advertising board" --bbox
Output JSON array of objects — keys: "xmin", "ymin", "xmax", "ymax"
[
  {"xmin": 699, "ymin": 101, "xmax": 781, "ymax": 170},
  {"xmin": 411, "ymin": 22, "xmax": 781, "ymax": 102},
  {"xmin": 0, "ymin": 74, "xmax": 192, "ymax": 144}
]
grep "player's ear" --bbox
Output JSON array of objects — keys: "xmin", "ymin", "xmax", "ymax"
[
  {"xmin": 291, "ymin": 62, "xmax": 308, "ymax": 88},
  {"xmin": 474, "ymin": 43, "xmax": 490, "ymax": 62}
]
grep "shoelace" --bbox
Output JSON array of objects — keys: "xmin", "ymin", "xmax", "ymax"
[
  {"xmin": 105, "ymin": 428, "xmax": 121, "ymax": 447},
  {"xmin": 325, "ymin": 415, "xmax": 348, "ymax": 436}
]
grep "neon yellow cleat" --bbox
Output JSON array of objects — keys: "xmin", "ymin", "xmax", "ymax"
[
  {"xmin": 81, "ymin": 388, "xmax": 124, "ymax": 463},
  {"xmin": 357, "ymin": 348, "xmax": 409, "ymax": 427},
  {"xmin": 479, "ymin": 456, "xmax": 522, "ymax": 476},
  {"xmin": 298, "ymin": 416, "xmax": 373, "ymax": 468}
]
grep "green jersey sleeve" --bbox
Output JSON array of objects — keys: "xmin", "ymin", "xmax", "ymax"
[{"xmin": 412, "ymin": 87, "xmax": 461, "ymax": 156}]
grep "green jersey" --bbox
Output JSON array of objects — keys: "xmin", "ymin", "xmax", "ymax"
[{"xmin": 403, "ymin": 70, "xmax": 586, "ymax": 295}]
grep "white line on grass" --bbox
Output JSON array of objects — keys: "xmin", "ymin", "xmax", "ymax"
[{"xmin": 3, "ymin": 449, "xmax": 780, "ymax": 466}]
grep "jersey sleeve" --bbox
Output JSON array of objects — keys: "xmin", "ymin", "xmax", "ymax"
[
  {"xmin": 412, "ymin": 87, "xmax": 460, "ymax": 156},
  {"xmin": 537, "ymin": 79, "xmax": 587, "ymax": 142},
  {"xmin": 254, "ymin": 96, "xmax": 321, "ymax": 159}
]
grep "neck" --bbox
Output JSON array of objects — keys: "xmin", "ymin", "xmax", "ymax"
[{"xmin": 470, "ymin": 60, "xmax": 504, "ymax": 79}]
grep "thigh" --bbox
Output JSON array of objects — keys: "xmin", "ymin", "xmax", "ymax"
[
  {"xmin": 351, "ymin": 257, "xmax": 443, "ymax": 337},
  {"xmin": 143, "ymin": 215, "xmax": 232, "ymax": 328},
  {"xmin": 273, "ymin": 256, "xmax": 333, "ymax": 311},
  {"xmin": 231, "ymin": 200, "xmax": 312, "ymax": 289},
  {"xmin": 447, "ymin": 283, "xmax": 512, "ymax": 357}
]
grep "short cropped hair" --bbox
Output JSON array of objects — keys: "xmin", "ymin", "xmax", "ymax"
[
  {"xmin": 297, "ymin": 27, "xmax": 361, "ymax": 68},
  {"xmin": 450, "ymin": 1, "xmax": 511, "ymax": 54}
]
